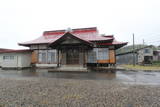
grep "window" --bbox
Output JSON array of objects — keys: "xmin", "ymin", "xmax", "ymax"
[
  {"xmin": 38, "ymin": 50, "xmax": 57, "ymax": 64},
  {"xmin": 38, "ymin": 51, "xmax": 47, "ymax": 63},
  {"xmin": 88, "ymin": 50, "xmax": 97, "ymax": 63},
  {"xmin": 10, "ymin": 56, "xmax": 14, "ymax": 60},
  {"xmin": 144, "ymin": 49, "xmax": 150, "ymax": 53},
  {"xmin": 87, "ymin": 48, "xmax": 109, "ymax": 63},
  {"xmin": 3, "ymin": 56, "xmax": 14, "ymax": 60},
  {"xmin": 97, "ymin": 48, "xmax": 109, "ymax": 60},
  {"xmin": 48, "ymin": 51, "xmax": 56, "ymax": 63}
]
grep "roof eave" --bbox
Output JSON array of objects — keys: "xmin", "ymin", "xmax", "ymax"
[
  {"xmin": 18, "ymin": 43, "xmax": 30, "ymax": 47},
  {"xmin": 90, "ymin": 38, "xmax": 113, "ymax": 42},
  {"xmin": 18, "ymin": 43, "xmax": 49, "ymax": 47},
  {"xmin": 114, "ymin": 42, "xmax": 128, "ymax": 50}
]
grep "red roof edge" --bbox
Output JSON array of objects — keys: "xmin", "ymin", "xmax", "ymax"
[
  {"xmin": 43, "ymin": 30, "xmax": 65, "ymax": 36},
  {"xmin": 43, "ymin": 27, "xmax": 97, "ymax": 36},
  {"xmin": 0, "ymin": 49, "xmax": 32, "ymax": 53},
  {"xmin": 0, "ymin": 48, "xmax": 14, "ymax": 51}
]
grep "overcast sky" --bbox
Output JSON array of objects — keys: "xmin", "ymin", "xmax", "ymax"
[{"xmin": 0, "ymin": 0, "xmax": 160, "ymax": 49}]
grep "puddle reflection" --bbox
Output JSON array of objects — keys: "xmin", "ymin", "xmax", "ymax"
[{"xmin": 0, "ymin": 68, "xmax": 160, "ymax": 85}]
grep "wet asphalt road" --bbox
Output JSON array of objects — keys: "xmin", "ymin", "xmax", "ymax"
[{"xmin": 0, "ymin": 69, "xmax": 160, "ymax": 85}]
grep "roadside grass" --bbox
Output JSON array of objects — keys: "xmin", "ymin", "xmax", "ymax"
[
  {"xmin": 121, "ymin": 64, "xmax": 160, "ymax": 71},
  {"xmin": 152, "ymin": 61, "xmax": 160, "ymax": 66},
  {"xmin": 0, "ymin": 104, "xmax": 4, "ymax": 107}
]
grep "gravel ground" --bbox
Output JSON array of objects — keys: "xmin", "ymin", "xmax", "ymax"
[{"xmin": 0, "ymin": 77, "xmax": 160, "ymax": 107}]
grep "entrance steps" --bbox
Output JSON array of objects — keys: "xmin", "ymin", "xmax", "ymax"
[{"xmin": 49, "ymin": 65, "xmax": 88, "ymax": 72}]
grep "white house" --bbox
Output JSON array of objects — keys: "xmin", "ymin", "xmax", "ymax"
[
  {"xmin": 137, "ymin": 46, "xmax": 153, "ymax": 64},
  {"xmin": 0, "ymin": 50, "xmax": 32, "ymax": 69}
]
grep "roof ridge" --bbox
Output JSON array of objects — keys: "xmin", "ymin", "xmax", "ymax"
[{"xmin": 43, "ymin": 27, "xmax": 97, "ymax": 36}]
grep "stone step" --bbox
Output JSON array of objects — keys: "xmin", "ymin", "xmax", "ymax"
[{"xmin": 50, "ymin": 66, "xmax": 88, "ymax": 72}]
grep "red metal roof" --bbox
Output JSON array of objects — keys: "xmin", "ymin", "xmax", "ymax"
[
  {"xmin": 19, "ymin": 27, "xmax": 113, "ymax": 46},
  {"xmin": 18, "ymin": 27, "xmax": 127, "ymax": 49},
  {"xmin": 0, "ymin": 48, "xmax": 13, "ymax": 51}
]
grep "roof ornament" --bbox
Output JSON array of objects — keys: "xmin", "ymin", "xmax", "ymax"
[
  {"xmin": 65, "ymin": 27, "xmax": 73, "ymax": 32},
  {"xmin": 101, "ymin": 34, "xmax": 106, "ymax": 36}
]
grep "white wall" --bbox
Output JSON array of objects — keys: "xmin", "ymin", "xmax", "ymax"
[
  {"xmin": 0, "ymin": 52, "xmax": 31, "ymax": 68},
  {"xmin": 21, "ymin": 53, "xmax": 32, "ymax": 67},
  {"xmin": 137, "ymin": 48, "xmax": 153, "ymax": 63},
  {"xmin": 1, "ymin": 53, "xmax": 19, "ymax": 68},
  {"xmin": 0, "ymin": 56, "xmax": 3, "ymax": 67}
]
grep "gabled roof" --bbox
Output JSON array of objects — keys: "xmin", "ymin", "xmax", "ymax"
[
  {"xmin": 18, "ymin": 27, "xmax": 113, "ymax": 46},
  {"xmin": 49, "ymin": 32, "xmax": 94, "ymax": 48}
]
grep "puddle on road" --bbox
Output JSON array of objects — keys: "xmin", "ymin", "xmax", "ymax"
[{"xmin": 0, "ymin": 68, "xmax": 160, "ymax": 85}]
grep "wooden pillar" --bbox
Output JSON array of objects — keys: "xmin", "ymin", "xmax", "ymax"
[
  {"xmin": 57, "ymin": 49, "xmax": 59, "ymax": 67},
  {"xmin": 83, "ymin": 47, "xmax": 85, "ymax": 67},
  {"xmin": 31, "ymin": 51, "xmax": 38, "ymax": 64}
]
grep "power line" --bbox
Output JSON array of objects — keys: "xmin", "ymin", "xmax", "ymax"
[
  {"xmin": 147, "ymin": 40, "xmax": 160, "ymax": 43},
  {"xmin": 144, "ymin": 37, "xmax": 160, "ymax": 41},
  {"xmin": 136, "ymin": 34, "xmax": 160, "ymax": 43},
  {"xmin": 139, "ymin": 34, "xmax": 160, "ymax": 38}
]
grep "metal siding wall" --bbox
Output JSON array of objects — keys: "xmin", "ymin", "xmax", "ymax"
[{"xmin": 116, "ymin": 53, "xmax": 138, "ymax": 64}]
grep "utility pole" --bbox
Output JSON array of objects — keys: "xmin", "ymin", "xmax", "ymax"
[
  {"xmin": 133, "ymin": 33, "xmax": 135, "ymax": 66},
  {"xmin": 143, "ymin": 39, "xmax": 145, "ymax": 46}
]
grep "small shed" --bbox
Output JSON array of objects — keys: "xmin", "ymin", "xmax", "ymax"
[
  {"xmin": 116, "ymin": 45, "xmax": 154, "ymax": 65},
  {"xmin": 0, "ymin": 50, "xmax": 32, "ymax": 69}
]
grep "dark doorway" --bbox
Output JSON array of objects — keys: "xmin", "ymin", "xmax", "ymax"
[
  {"xmin": 66, "ymin": 49, "xmax": 79, "ymax": 65},
  {"xmin": 144, "ymin": 56, "xmax": 153, "ymax": 64}
]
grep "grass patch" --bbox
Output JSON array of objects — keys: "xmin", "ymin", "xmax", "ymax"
[{"xmin": 121, "ymin": 64, "xmax": 160, "ymax": 71}]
